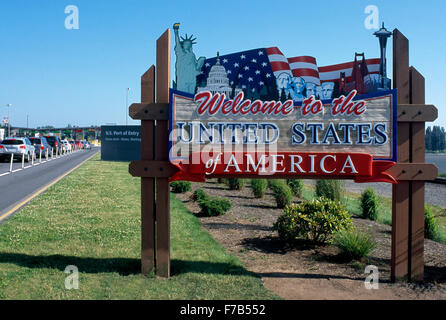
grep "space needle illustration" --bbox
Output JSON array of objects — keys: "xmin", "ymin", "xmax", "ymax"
[{"xmin": 374, "ymin": 22, "xmax": 392, "ymax": 89}]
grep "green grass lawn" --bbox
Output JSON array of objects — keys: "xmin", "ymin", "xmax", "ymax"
[
  {"xmin": 0, "ymin": 154, "xmax": 278, "ymax": 300},
  {"xmin": 301, "ymin": 182, "xmax": 446, "ymax": 244}
]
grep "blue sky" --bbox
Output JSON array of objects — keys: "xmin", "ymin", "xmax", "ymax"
[{"xmin": 0, "ymin": 0, "xmax": 445, "ymax": 128}]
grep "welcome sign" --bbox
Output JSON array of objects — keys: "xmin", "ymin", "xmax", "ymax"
[
  {"xmin": 127, "ymin": 23, "xmax": 439, "ymax": 281},
  {"xmin": 168, "ymin": 24, "xmax": 397, "ymax": 183},
  {"xmin": 169, "ymin": 88, "xmax": 397, "ymax": 183}
]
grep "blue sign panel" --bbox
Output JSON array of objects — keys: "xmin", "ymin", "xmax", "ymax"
[{"xmin": 101, "ymin": 125, "xmax": 141, "ymax": 161}]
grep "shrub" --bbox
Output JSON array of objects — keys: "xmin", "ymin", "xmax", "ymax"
[
  {"xmin": 274, "ymin": 197, "xmax": 352, "ymax": 244},
  {"xmin": 251, "ymin": 179, "xmax": 267, "ymax": 198},
  {"xmin": 333, "ymin": 228, "xmax": 377, "ymax": 261},
  {"xmin": 270, "ymin": 180, "xmax": 293, "ymax": 208},
  {"xmin": 267, "ymin": 179, "xmax": 277, "ymax": 189},
  {"xmin": 170, "ymin": 181, "xmax": 191, "ymax": 193},
  {"xmin": 198, "ymin": 197, "xmax": 232, "ymax": 217},
  {"xmin": 192, "ymin": 189, "xmax": 209, "ymax": 203},
  {"xmin": 425, "ymin": 206, "xmax": 439, "ymax": 240},
  {"xmin": 287, "ymin": 179, "xmax": 303, "ymax": 198},
  {"xmin": 315, "ymin": 180, "xmax": 344, "ymax": 202},
  {"xmin": 360, "ymin": 188, "xmax": 379, "ymax": 221},
  {"xmin": 227, "ymin": 178, "xmax": 244, "ymax": 190}
]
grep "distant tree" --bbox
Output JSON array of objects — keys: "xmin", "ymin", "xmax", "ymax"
[
  {"xmin": 332, "ymin": 81, "xmax": 340, "ymax": 98},
  {"xmin": 244, "ymin": 86, "xmax": 251, "ymax": 100},
  {"xmin": 245, "ymin": 85, "xmax": 259, "ymax": 100},
  {"xmin": 433, "ymin": 126, "xmax": 441, "ymax": 151},
  {"xmin": 259, "ymin": 85, "xmax": 269, "ymax": 100},
  {"xmin": 269, "ymin": 79, "xmax": 280, "ymax": 101},
  {"xmin": 426, "ymin": 126, "xmax": 432, "ymax": 151},
  {"xmin": 441, "ymin": 127, "xmax": 446, "ymax": 151},
  {"xmin": 428, "ymin": 126, "xmax": 446, "ymax": 152},
  {"xmin": 280, "ymin": 88, "xmax": 287, "ymax": 102},
  {"xmin": 251, "ymin": 89, "xmax": 260, "ymax": 100}
]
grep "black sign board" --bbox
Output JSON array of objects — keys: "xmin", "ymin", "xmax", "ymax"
[{"xmin": 101, "ymin": 125, "xmax": 141, "ymax": 161}]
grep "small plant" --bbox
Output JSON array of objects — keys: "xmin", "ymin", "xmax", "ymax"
[
  {"xmin": 270, "ymin": 180, "xmax": 293, "ymax": 208},
  {"xmin": 274, "ymin": 197, "xmax": 352, "ymax": 244},
  {"xmin": 360, "ymin": 188, "xmax": 379, "ymax": 221},
  {"xmin": 227, "ymin": 178, "xmax": 244, "ymax": 190},
  {"xmin": 267, "ymin": 179, "xmax": 277, "ymax": 189},
  {"xmin": 315, "ymin": 180, "xmax": 344, "ymax": 202},
  {"xmin": 287, "ymin": 179, "xmax": 303, "ymax": 198},
  {"xmin": 198, "ymin": 197, "xmax": 232, "ymax": 217},
  {"xmin": 192, "ymin": 189, "xmax": 209, "ymax": 203},
  {"xmin": 425, "ymin": 205, "xmax": 439, "ymax": 240},
  {"xmin": 170, "ymin": 181, "xmax": 191, "ymax": 193},
  {"xmin": 251, "ymin": 179, "xmax": 267, "ymax": 198},
  {"xmin": 333, "ymin": 228, "xmax": 377, "ymax": 261}
]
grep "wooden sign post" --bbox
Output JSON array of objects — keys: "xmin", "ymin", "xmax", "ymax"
[
  {"xmin": 131, "ymin": 29, "xmax": 172, "ymax": 277},
  {"xmin": 391, "ymin": 29, "xmax": 438, "ymax": 281},
  {"xmin": 129, "ymin": 28, "xmax": 437, "ymax": 281}
]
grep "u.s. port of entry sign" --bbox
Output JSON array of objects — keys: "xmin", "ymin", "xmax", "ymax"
[{"xmin": 168, "ymin": 88, "xmax": 397, "ymax": 183}]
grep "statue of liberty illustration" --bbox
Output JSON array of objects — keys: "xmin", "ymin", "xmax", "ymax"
[{"xmin": 173, "ymin": 23, "xmax": 206, "ymax": 94}]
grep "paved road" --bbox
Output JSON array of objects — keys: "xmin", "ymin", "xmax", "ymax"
[
  {"xmin": 338, "ymin": 154, "xmax": 446, "ymax": 207},
  {"xmin": 343, "ymin": 180, "xmax": 446, "ymax": 209},
  {"xmin": 426, "ymin": 153, "xmax": 446, "ymax": 174},
  {"xmin": 0, "ymin": 147, "xmax": 99, "ymax": 222},
  {"xmin": 304, "ymin": 179, "xmax": 446, "ymax": 209}
]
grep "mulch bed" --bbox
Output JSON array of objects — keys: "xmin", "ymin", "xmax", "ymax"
[{"xmin": 176, "ymin": 179, "xmax": 446, "ymax": 300}]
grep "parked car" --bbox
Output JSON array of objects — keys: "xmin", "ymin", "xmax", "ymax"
[
  {"xmin": 0, "ymin": 137, "xmax": 35, "ymax": 162},
  {"xmin": 84, "ymin": 141, "xmax": 91, "ymax": 149},
  {"xmin": 44, "ymin": 136, "xmax": 62, "ymax": 154},
  {"xmin": 75, "ymin": 140, "xmax": 84, "ymax": 149},
  {"xmin": 29, "ymin": 136, "xmax": 51, "ymax": 156}
]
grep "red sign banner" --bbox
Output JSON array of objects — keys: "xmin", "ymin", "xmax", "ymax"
[{"xmin": 170, "ymin": 152, "xmax": 396, "ymax": 184}]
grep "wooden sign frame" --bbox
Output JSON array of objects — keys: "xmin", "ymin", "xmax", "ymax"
[{"xmin": 129, "ymin": 28, "xmax": 438, "ymax": 281}]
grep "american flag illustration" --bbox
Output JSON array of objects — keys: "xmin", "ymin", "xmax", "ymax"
[
  {"xmin": 196, "ymin": 47, "xmax": 381, "ymax": 101},
  {"xmin": 196, "ymin": 48, "xmax": 278, "ymax": 100},
  {"xmin": 265, "ymin": 47, "xmax": 380, "ymax": 84}
]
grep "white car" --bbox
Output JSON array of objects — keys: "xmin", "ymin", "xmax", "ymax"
[
  {"xmin": 0, "ymin": 137, "xmax": 35, "ymax": 162},
  {"xmin": 61, "ymin": 140, "xmax": 72, "ymax": 152}
]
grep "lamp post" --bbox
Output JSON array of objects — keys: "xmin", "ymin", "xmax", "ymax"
[
  {"xmin": 6, "ymin": 104, "xmax": 12, "ymax": 137},
  {"xmin": 125, "ymin": 88, "xmax": 130, "ymax": 126},
  {"xmin": 373, "ymin": 22, "xmax": 392, "ymax": 88}
]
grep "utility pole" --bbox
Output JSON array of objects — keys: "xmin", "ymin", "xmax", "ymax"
[{"xmin": 6, "ymin": 104, "xmax": 12, "ymax": 137}]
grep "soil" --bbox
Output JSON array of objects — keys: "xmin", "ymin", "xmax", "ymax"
[{"xmin": 176, "ymin": 180, "xmax": 446, "ymax": 300}]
